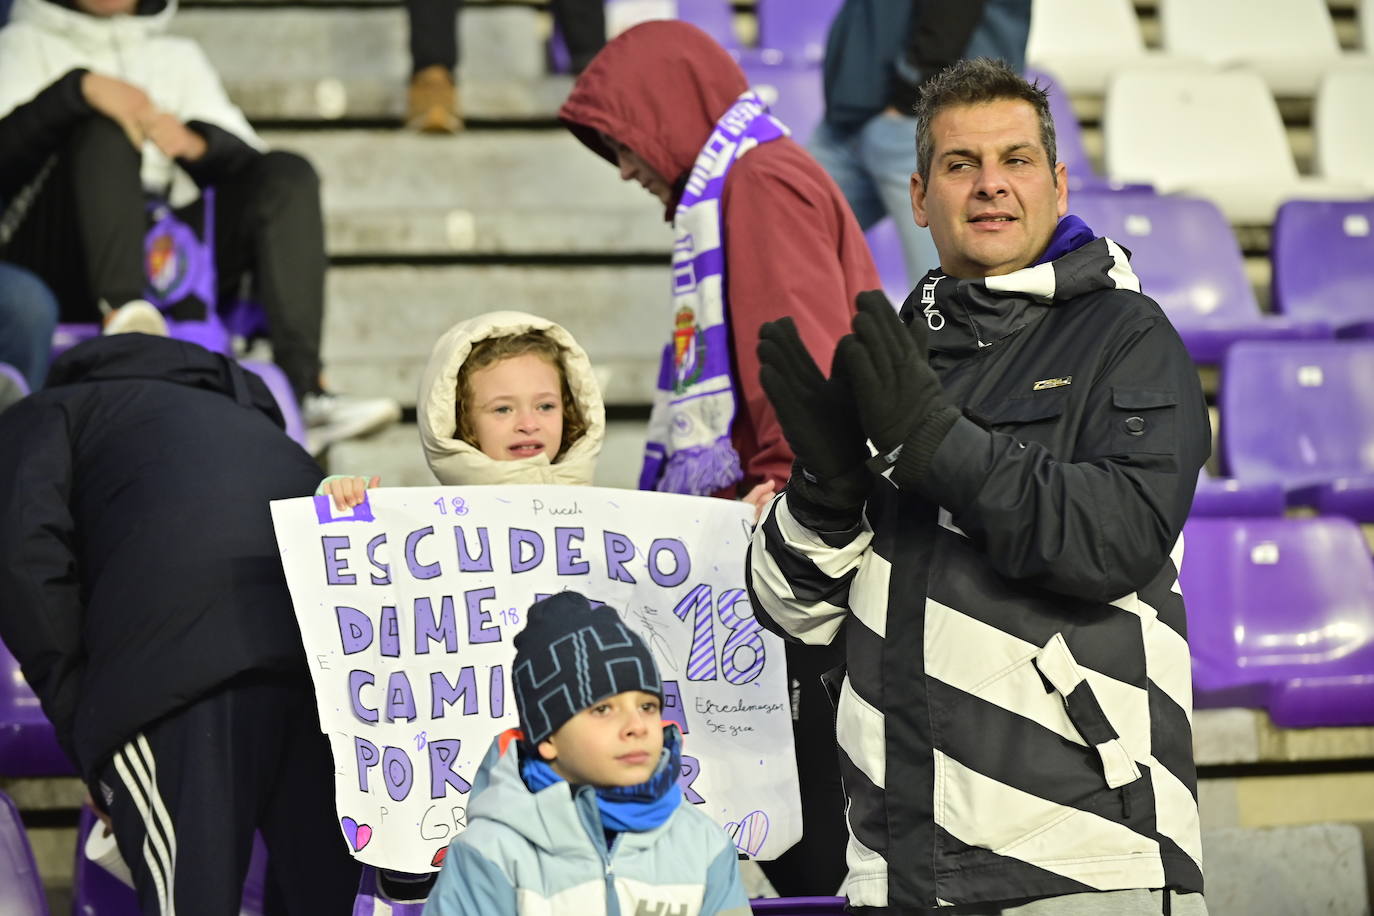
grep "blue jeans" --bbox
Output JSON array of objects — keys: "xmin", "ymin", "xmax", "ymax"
[
  {"xmin": 0, "ymin": 261, "xmax": 60, "ymax": 390},
  {"xmin": 809, "ymin": 113, "xmax": 940, "ymax": 291}
]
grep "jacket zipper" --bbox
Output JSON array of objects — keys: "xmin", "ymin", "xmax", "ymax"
[{"xmin": 575, "ymin": 785, "xmax": 621, "ymax": 916}]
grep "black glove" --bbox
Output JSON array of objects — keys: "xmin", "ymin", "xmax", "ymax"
[
  {"xmin": 757, "ymin": 316, "xmax": 870, "ymax": 528},
  {"xmin": 835, "ymin": 290, "xmax": 961, "ymax": 489}
]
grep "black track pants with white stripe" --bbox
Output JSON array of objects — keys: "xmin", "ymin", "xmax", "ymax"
[{"xmin": 95, "ymin": 673, "xmax": 361, "ymax": 915}]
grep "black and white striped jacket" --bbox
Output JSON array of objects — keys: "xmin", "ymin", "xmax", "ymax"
[{"xmin": 747, "ymin": 237, "xmax": 1211, "ymax": 909}]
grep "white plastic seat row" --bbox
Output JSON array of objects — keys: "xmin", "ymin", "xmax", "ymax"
[
  {"xmin": 1104, "ymin": 65, "xmax": 1364, "ymax": 225},
  {"xmin": 1026, "ymin": 0, "xmax": 1195, "ymax": 95},
  {"xmin": 1315, "ymin": 67, "xmax": 1374, "ymax": 186},
  {"xmin": 1030, "ymin": 0, "xmax": 1371, "ymax": 97},
  {"xmin": 1159, "ymin": 0, "xmax": 1371, "ymax": 96}
]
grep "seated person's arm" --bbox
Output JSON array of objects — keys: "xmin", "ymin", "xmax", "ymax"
[{"xmin": 170, "ymin": 42, "xmax": 266, "ymax": 183}]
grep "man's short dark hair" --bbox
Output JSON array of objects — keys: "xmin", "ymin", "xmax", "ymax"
[{"xmin": 914, "ymin": 58, "xmax": 1058, "ymax": 185}]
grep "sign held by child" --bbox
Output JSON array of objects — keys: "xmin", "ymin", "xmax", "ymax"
[{"xmin": 270, "ymin": 484, "xmax": 800, "ymax": 873}]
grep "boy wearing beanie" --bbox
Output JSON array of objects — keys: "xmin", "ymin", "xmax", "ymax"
[{"xmin": 424, "ymin": 591, "xmax": 751, "ymax": 916}]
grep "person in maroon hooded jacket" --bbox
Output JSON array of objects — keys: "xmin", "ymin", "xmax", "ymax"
[{"xmin": 559, "ymin": 19, "xmax": 880, "ymax": 897}]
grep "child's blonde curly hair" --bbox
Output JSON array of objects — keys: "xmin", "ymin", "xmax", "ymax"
[{"xmin": 454, "ymin": 331, "xmax": 589, "ymax": 460}]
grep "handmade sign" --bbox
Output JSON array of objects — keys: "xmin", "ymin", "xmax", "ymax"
[{"xmin": 271, "ymin": 485, "xmax": 799, "ymax": 873}]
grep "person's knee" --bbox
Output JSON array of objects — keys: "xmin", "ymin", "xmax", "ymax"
[
  {"xmin": 258, "ymin": 150, "xmax": 320, "ymax": 191},
  {"xmin": 0, "ymin": 264, "xmax": 60, "ymax": 333},
  {"xmin": 67, "ymin": 115, "xmax": 141, "ymax": 167}
]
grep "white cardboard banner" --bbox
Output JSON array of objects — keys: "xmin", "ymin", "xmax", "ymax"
[{"xmin": 270, "ymin": 485, "xmax": 800, "ymax": 873}]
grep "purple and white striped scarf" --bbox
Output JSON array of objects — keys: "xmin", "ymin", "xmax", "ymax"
[{"xmin": 639, "ymin": 91, "xmax": 788, "ymax": 495}]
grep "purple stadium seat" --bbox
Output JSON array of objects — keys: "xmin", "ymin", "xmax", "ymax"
[
  {"xmin": 751, "ymin": 897, "xmax": 848, "ymax": 914},
  {"xmin": 51, "ymin": 323, "xmax": 101, "ymax": 360},
  {"xmin": 1180, "ymin": 516, "xmax": 1374, "ymax": 727},
  {"xmin": 1026, "ymin": 68, "xmax": 1098, "ymax": 191},
  {"xmin": 676, "ymin": 0, "xmax": 739, "ymax": 50},
  {"xmin": 73, "ymin": 807, "xmax": 140, "ymax": 916},
  {"xmin": 1190, "ymin": 467, "xmax": 1286, "ymax": 517},
  {"xmin": 740, "ymin": 59, "xmax": 824, "ymax": 146},
  {"xmin": 240, "ymin": 360, "xmax": 308, "ymax": 450},
  {"xmin": 0, "ymin": 639, "xmax": 75, "ymax": 778},
  {"xmin": 1070, "ymin": 191, "xmax": 1333, "ymax": 363},
  {"xmin": 865, "ymin": 219, "xmax": 910, "ymax": 305},
  {"xmin": 0, "ymin": 789, "xmax": 47, "ymax": 916},
  {"xmin": 1271, "ymin": 199, "xmax": 1374, "ymax": 338},
  {"xmin": 755, "ymin": 0, "xmax": 842, "ymax": 64},
  {"xmin": 1220, "ymin": 340, "xmax": 1374, "ymax": 520},
  {"xmin": 74, "ymin": 807, "xmax": 270, "ymax": 915}
]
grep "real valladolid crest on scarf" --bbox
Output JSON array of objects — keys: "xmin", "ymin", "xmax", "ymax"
[{"xmin": 639, "ymin": 91, "xmax": 789, "ymax": 496}]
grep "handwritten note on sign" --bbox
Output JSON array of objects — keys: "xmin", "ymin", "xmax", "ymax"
[{"xmin": 270, "ymin": 485, "xmax": 800, "ymax": 873}]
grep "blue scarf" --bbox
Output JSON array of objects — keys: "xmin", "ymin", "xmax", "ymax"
[
  {"xmin": 639, "ymin": 91, "xmax": 789, "ymax": 495},
  {"xmin": 520, "ymin": 727, "xmax": 684, "ymax": 834}
]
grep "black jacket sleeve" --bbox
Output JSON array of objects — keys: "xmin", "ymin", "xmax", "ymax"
[
  {"xmin": 889, "ymin": 0, "xmax": 988, "ymax": 113},
  {"xmin": 0, "ymin": 68, "xmax": 92, "ymax": 201},
  {"xmin": 0, "ymin": 397, "xmax": 86, "ymax": 765},
  {"xmin": 179, "ymin": 119, "xmax": 262, "ymax": 187},
  {"xmin": 920, "ymin": 314, "xmax": 1210, "ymax": 604}
]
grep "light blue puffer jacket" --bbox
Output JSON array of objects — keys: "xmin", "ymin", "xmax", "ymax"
[{"xmin": 424, "ymin": 727, "xmax": 751, "ymax": 916}]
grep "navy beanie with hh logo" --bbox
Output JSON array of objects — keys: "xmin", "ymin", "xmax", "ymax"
[{"xmin": 512, "ymin": 591, "xmax": 662, "ymax": 746}]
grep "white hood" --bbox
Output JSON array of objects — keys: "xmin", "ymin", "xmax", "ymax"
[
  {"xmin": 9, "ymin": 0, "xmax": 177, "ymax": 51},
  {"xmin": 417, "ymin": 311, "xmax": 605, "ymax": 487}
]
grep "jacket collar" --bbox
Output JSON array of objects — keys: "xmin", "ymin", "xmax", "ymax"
[{"xmin": 899, "ymin": 216, "xmax": 1140, "ymax": 359}]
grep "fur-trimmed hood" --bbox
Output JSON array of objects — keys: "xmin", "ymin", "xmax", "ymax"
[{"xmin": 417, "ymin": 310, "xmax": 605, "ymax": 486}]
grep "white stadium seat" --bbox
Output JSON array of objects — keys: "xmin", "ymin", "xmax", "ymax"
[
  {"xmin": 1104, "ymin": 66, "xmax": 1363, "ymax": 224},
  {"xmin": 1026, "ymin": 0, "xmax": 1165, "ymax": 95},
  {"xmin": 1159, "ymin": 0, "xmax": 1369, "ymax": 96},
  {"xmin": 1314, "ymin": 66, "xmax": 1374, "ymax": 186}
]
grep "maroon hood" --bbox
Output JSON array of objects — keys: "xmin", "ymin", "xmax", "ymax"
[{"xmin": 559, "ymin": 20, "xmax": 748, "ymax": 214}]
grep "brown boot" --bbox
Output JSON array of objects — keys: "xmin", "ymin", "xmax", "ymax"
[{"xmin": 406, "ymin": 65, "xmax": 462, "ymax": 134}]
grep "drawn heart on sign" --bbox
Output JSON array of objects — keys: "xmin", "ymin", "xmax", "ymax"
[
  {"xmin": 724, "ymin": 809, "xmax": 769, "ymax": 857},
  {"xmin": 341, "ymin": 816, "xmax": 372, "ymax": 852},
  {"xmin": 432, "ymin": 847, "xmax": 448, "ymax": 867}
]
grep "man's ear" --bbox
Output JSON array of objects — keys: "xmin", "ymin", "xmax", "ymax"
[
  {"xmin": 537, "ymin": 737, "xmax": 557, "ymax": 762},
  {"xmin": 1054, "ymin": 161, "xmax": 1068, "ymax": 218},
  {"xmin": 910, "ymin": 172, "xmax": 931, "ymax": 228}
]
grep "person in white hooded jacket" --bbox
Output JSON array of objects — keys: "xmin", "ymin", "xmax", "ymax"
[{"xmin": 0, "ymin": 0, "xmax": 399, "ymax": 451}]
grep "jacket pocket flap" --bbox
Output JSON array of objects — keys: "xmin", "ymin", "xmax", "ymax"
[
  {"xmin": 971, "ymin": 394, "xmax": 1066, "ymax": 426},
  {"xmin": 1112, "ymin": 387, "xmax": 1177, "ymax": 410}
]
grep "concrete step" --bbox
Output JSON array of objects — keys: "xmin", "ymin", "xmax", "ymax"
[
  {"xmin": 170, "ymin": 6, "xmax": 563, "ymax": 121},
  {"xmin": 322, "ymin": 264, "xmax": 669, "ymax": 406},
  {"xmin": 262, "ymin": 130, "xmax": 670, "ymax": 256},
  {"xmin": 1193, "ymin": 708, "xmax": 1374, "ymax": 767},
  {"xmin": 1202, "ymin": 824, "xmax": 1369, "ymax": 916},
  {"xmin": 324, "ymin": 418, "xmax": 648, "ymax": 490}
]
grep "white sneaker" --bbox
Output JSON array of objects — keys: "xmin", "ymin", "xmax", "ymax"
[
  {"xmin": 302, "ymin": 391, "xmax": 402, "ymax": 455},
  {"xmin": 101, "ymin": 300, "xmax": 168, "ymax": 337}
]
